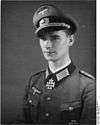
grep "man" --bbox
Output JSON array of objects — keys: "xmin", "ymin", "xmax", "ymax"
[{"xmin": 15, "ymin": 4, "xmax": 96, "ymax": 125}]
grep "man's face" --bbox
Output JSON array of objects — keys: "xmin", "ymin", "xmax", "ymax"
[{"xmin": 39, "ymin": 30, "xmax": 74, "ymax": 62}]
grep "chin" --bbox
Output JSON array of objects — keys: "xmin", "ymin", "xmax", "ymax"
[{"xmin": 45, "ymin": 56, "xmax": 57, "ymax": 62}]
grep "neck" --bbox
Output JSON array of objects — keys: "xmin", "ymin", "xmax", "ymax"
[{"xmin": 48, "ymin": 56, "xmax": 71, "ymax": 73}]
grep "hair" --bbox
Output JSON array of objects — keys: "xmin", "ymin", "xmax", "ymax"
[{"xmin": 63, "ymin": 29, "xmax": 73, "ymax": 36}]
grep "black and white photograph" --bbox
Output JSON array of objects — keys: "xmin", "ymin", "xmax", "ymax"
[{"xmin": 1, "ymin": 0, "xmax": 96, "ymax": 124}]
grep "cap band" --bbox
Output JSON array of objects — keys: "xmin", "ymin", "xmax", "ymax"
[
  {"xmin": 35, "ymin": 22, "xmax": 70, "ymax": 35},
  {"xmin": 36, "ymin": 16, "xmax": 70, "ymax": 31}
]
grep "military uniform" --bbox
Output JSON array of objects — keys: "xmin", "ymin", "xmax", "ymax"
[
  {"xmin": 14, "ymin": 4, "xmax": 96, "ymax": 125},
  {"xmin": 15, "ymin": 62, "xmax": 95, "ymax": 125}
]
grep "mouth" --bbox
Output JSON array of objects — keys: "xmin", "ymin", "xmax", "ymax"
[{"xmin": 44, "ymin": 51, "xmax": 55, "ymax": 54}]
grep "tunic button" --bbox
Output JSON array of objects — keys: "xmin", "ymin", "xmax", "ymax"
[
  {"xmin": 45, "ymin": 113, "xmax": 50, "ymax": 117},
  {"xmin": 29, "ymin": 100, "xmax": 32, "ymax": 104},
  {"xmin": 69, "ymin": 106, "xmax": 73, "ymax": 111},
  {"xmin": 46, "ymin": 97, "xmax": 51, "ymax": 101}
]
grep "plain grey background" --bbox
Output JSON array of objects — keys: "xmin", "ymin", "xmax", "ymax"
[{"xmin": 1, "ymin": 0, "xmax": 96, "ymax": 123}]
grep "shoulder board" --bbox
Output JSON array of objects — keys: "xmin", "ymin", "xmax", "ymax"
[
  {"xmin": 32, "ymin": 70, "xmax": 45, "ymax": 77},
  {"xmin": 28, "ymin": 70, "xmax": 46, "ymax": 87},
  {"xmin": 79, "ymin": 70, "xmax": 95, "ymax": 80}
]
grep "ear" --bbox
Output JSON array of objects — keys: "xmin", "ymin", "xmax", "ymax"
[{"xmin": 68, "ymin": 35, "xmax": 75, "ymax": 46}]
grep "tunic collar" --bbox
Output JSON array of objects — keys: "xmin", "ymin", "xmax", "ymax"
[{"xmin": 45, "ymin": 61, "xmax": 76, "ymax": 82}]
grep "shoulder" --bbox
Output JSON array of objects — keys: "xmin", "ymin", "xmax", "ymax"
[
  {"xmin": 29, "ymin": 70, "xmax": 46, "ymax": 79},
  {"xmin": 28, "ymin": 70, "xmax": 46, "ymax": 87},
  {"xmin": 78, "ymin": 70, "xmax": 96, "ymax": 91},
  {"xmin": 79, "ymin": 70, "xmax": 95, "ymax": 80}
]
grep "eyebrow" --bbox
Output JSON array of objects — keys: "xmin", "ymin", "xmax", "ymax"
[{"xmin": 49, "ymin": 34, "xmax": 60, "ymax": 38}]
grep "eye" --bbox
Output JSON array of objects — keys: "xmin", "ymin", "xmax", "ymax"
[
  {"xmin": 39, "ymin": 36, "xmax": 46, "ymax": 41},
  {"xmin": 50, "ymin": 36, "xmax": 60, "ymax": 41}
]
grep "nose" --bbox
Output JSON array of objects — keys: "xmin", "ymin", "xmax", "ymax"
[{"xmin": 45, "ymin": 40, "xmax": 52, "ymax": 49}]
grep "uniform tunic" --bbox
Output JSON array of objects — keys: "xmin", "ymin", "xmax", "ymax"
[{"xmin": 16, "ymin": 62, "xmax": 96, "ymax": 125}]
